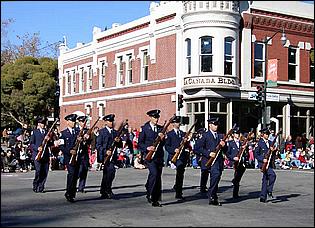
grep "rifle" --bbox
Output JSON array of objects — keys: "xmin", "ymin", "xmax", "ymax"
[
  {"xmin": 86, "ymin": 117, "xmax": 100, "ymax": 138},
  {"xmin": 261, "ymin": 129, "xmax": 282, "ymax": 173},
  {"xmin": 72, "ymin": 117, "xmax": 100, "ymax": 165},
  {"xmin": 103, "ymin": 119, "xmax": 128, "ymax": 165},
  {"xmin": 205, "ymin": 123, "xmax": 237, "ymax": 168},
  {"xmin": 35, "ymin": 119, "xmax": 59, "ymax": 161},
  {"xmin": 145, "ymin": 114, "xmax": 176, "ymax": 161},
  {"xmin": 233, "ymin": 129, "xmax": 255, "ymax": 170},
  {"xmin": 69, "ymin": 119, "xmax": 87, "ymax": 166},
  {"xmin": 171, "ymin": 120, "xmax": 198, "ymax": 164}
]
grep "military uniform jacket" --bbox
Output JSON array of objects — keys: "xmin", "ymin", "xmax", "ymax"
[
  {"xmin": 76, "ymin": 127, "xmax": 91, "ymax": 165},
  {"xmin": 165, "ymin": 129, "xmax": 189, "ymax": 166},
  {"xmin": 59, "ymin": 127, "xmax": 80, "ymax": 165},
  {"xmin": 30, "ymin": 128, "xmax": 52, "ymax": 162},
  {"xmin": 138, "ymin": 121, "xmax": 165, "ymax": 163},
  {"xmin": 96, "ymin": 127, "xmax": 122, "ymax": 164},
  {"xmin": 226, "ymin": 139, "xmax": 242, "ymax": 162},
  {"xmin": 254, "ymin": 138, "xmax": 275, "ymax": 169},
  {"xmin": 194, "ymin": 130, "xmax": 226, "ymax": 170}
]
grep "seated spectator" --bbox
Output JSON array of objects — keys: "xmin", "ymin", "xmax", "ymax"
[
  {"xmin": 133, "ymin": 153, "xmax": 146, "ymax": 169},
  {"xmin": 117, "ymin": 151, "xmax": 127, "ymax": 168},
  {"xmin": 3, "ymin": 149, "xmax": 17, "ymax": 172}
]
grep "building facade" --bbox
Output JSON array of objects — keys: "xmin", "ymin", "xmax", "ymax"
[{"xmin": 58, "ymin": 1, "xmax": 314, "ymax": 139}]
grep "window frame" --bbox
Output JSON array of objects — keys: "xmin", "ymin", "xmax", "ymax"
[{"xmin": 199, "ymin": 36, "xmax": 213, "ymax": 73}]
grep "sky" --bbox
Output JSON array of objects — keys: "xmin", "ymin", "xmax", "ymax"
[
  {"xmin": 1, "ymin": 1, "xmax": 313, "ymax": 54},
  {"xmin": 1, "ymin": 1, "xmax": 152, "ymax": 50}
]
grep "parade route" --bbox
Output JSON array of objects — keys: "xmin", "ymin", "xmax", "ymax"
[{"xmin": 1, "ymin": 167, "xmax": 314, "ymax": 227}]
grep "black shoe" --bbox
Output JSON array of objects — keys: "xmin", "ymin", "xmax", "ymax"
[
  {"xmin": 260, "ymin": 198, "xmax": 266, "ymax": 203},
  {"xmin": 146, "ymin": 195, "xmax": 152, "ymax": 203},
  {"xmin": 152, "ymin": 201, "xmax": 162, "ymax": 207},
  {"xmin": 107, "ymin": 192, "xmax": 115, "ymax": 199},
  {"xmin": 233, "ymin": 195, "xmax": 240, "ymax": 199},
  {"xmin": 268, "ymin": 193, "xmax": 273, "ymax": 199},
  {"xmin": 200, "ymin": 188, "xmax": 208, "ymax": 193},
  {"xmin": 33, "ymin": 188, "xmax": 38, "ymax": 193},
  {"xmin": 38, "ymin": 190, "xmax": 45, "ymax": 193},
  {"xmin": 175, "ymin": 195, "xmax": 185, "ymax": 200},
  {"xmin": 65, "ymin": 193, "xmax": 75, "ymax": 203},
  {"xmin": 100, "ymin": 194, "xmax": 109, "ymax": 199},
  {"xmin": 209, "ymin": 199, "xmax": 222, "ymax": 206}
]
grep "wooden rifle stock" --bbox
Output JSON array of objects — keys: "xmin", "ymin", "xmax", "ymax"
[
  {"xmin": 171, "ymin": 120, "xmax": 197, "ymax": 164},
  {"xmin": 205, "ymin": 123, "xmax": 237, "ymax": 168},
  {"xmin": 261, "ymin": 129, "xmax": 282, "ymax": 173},
  {"xmin": 35, "ymin": 119, "xmax": 59, "ymax": 161},
  {"xmin": 69, "ymin": 119, "xmax": 87, "ymax": 166},
  {"xmin": 103, "ymin": 119, "xmax": 128, "ymax": 165},
  {"xmin": 86, "ymin": 117, "xmax": 100, "ymax": 137},
  {"xmin": 233, "ymin": 129, "xmax": 255, "ymax": 170},
  {"xmin": 145, "ymin": 114, "xmax": 176, "ymax": 161}
]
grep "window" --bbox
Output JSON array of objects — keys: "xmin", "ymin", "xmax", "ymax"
[
  {"xmin": 224, "ymin": 37, "xmax": 234, "ymax": 75},
  {"xmin": 310, "ymin": 49, "xmax": 314, "ymax": 83},
  {"xmin": 88, "ymin": 66, "xmax": 93, "ymax": 90},
  {"xmin": 98, "ymin": 103, "xmax": 105, "ymax": 117},
  {"xmin": 117, "ymin": 56, "xmax": 124, "ymax": 86},
  {"xmin": 100, "ymin": 61, "xmax": 106, "ymax": 88},
  {"xmin": 143, "ymin": 50, "xmax": 149, "ymax": 81},
  {"xmin": 79, "ymin": 68, "xmax": 84, "ymax": 93},
  {"xmin": 127, "ymin": 54, "xmax": 133, "ymax": 84},
  {"xmin": 186, "ymin": 38, "xmax": 191, "ymax": 74},
  {"xmin": 254, "ymin": 42, "xmax": 264, "ymax": 78},
  {"xmin": 66, "ymin": 71, "xmax": 71, "ymax": 95},
  {"xmin": 200, "ymin": 36, "xmax": 213, "ymax": 73},
  {"xmin": 72, "ymin": 70, "xmax": 76, "ymax": 93},
  {"xmin": 288, "ymin": 47, "xmax": 298, "ymax": 81}
]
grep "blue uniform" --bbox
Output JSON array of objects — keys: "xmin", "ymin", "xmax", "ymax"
[
  {"xmin": 138, "ymin": 121, "xmax": 165, "ymax": 204},
  {"xmin": 30, "ymin": 128, "xmax": 52, "ymax": 192},
  {"xmin": 254, "ymin": 138, "xmax": 277, "ymax": 201},
  {"xmin": 59, "ymin": 127, "xmax": 80, "ymax": 200},
  {"xmin": 226, "ymin": 139, "xmax": 246, "ymax": 198},
  {"xmin": 96, "ymin": 126, "xmax": 121, "ymax": 198},
  {"xmin": 165, "ymin": 129, "xmax": 189, "ymax": 198},
  {"xmin": 76, "ymin": 127, "xmax": 91, "ymax": 192},
  {"xmin": 194, "ymin": 130, "xmax": 226, "ymax": 201}
]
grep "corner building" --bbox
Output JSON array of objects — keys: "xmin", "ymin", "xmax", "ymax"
[{"xmin": 58, "ymin": 1, "xmax": 314, "ymax": 139}]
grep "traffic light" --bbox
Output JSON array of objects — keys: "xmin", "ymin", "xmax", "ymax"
[
  {"xmin": 256, "ymin": 85, "xmax": 263, "ymax": 104},
  {"xmin": 178, "ymin": 94, "xmax": 184, "ymax": 110}
]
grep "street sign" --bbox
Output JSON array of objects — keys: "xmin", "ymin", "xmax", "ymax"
[{"xmin": 248, "ymin": 92, "xmax": 280, "ymax": 102}]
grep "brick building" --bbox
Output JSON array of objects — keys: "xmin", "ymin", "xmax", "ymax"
[{"xmin": 57, "ymin": 1, "xmax": 314, "ymax": 139}]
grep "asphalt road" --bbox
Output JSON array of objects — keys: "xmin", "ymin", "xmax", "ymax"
[{"xmin": 1, "ymin": 167, "xmax": 314, "ymax": 227}]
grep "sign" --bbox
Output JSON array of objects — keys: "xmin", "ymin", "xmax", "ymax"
[
  {"xmin": 267, "ymin": 59, "xmax": 278, "ymax": 87},
  {"xmin": 248, "ymin": 92, "xmax": 280, "ymax": 102},
  {"xmin": 183, "ymin": 76, "xmax": 239, "ymax": 89}
]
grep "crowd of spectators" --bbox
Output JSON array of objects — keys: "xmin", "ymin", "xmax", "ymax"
[{"xmin": 1, "ymin": 125, "xmax": 314, "ymax": 173}]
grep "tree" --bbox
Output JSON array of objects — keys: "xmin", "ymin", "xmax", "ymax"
[
  {"xmin": 1, "ymin": 18, "xmax": 61, "ymax": 66},
  {"xmin": 1, "ymin": 56, "xmax": 58, "ymax": 128}
]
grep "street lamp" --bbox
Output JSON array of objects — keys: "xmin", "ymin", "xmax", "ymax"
[{"xmin": 262, "ymin": 27, "xmax": 287, "ymax": 128}]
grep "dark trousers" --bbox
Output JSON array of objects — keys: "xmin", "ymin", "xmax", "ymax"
[
  {"xmin": 66, "ymin": 163, "xmax": 80, "ymax": 198},
  {"xmin": 78, "ymin": 161, "xmax": 89, "ymax": 191},
  {"xmin": 232, "ymin": 162, "xmax": 246, "ymax": 197},
  {"xmin": 174, "ymin": 163, "xmax": 186, "ymax": 197},
  {"xmin": 33, "ymin": 160, "xmax": 49, "ymax": 192},
  {"xmin": 260, "ymin": 168, "xmax": 276, "ymax": 200},
  {"xmin": 200, "ymin": 169, "xmax": 209, "ymax": 191},
  {"xmin": 145, "ymin": 160, "xmax": 163, "ymax": 203},
  {"xmin": 208, "ymin": 167, "xmax": 222, "ymax": 200},
  {"xmin": 100, "ymin": 162, "xmax": 116, "ymax": 195}
]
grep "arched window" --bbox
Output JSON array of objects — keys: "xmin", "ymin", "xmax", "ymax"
[
  {"xmin": 200, "ymin": 36, "xmax": 213, "ymax": 73},
  {"xmin": 224, "ymin": 37, "xmax": 234, "ymax": 75},
  {"xmin": 185, "ymin": 38, "xmax": 191, "ymax": 74}
]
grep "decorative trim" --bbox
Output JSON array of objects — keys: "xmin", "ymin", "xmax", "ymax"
[{"xmin": 97, "ymin": 22, "xmax": 150, "ymax": 43}]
